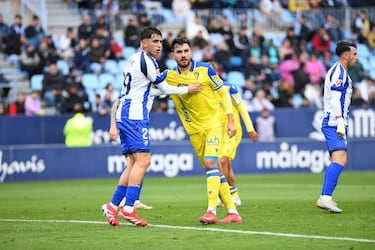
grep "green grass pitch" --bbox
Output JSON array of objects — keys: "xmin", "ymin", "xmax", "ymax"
[{"xmin": 0, "ymin": 172, "xmax": 374, "ymax": 250}]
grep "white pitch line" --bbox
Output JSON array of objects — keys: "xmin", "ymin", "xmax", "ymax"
[{"xmin": 1, "ymin": 219, "xmax": 374, "ymax": 243}]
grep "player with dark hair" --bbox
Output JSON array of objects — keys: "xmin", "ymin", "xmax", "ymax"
[
  {"xmin": 159, "ymin": 38, "xmax": 242, "ymax": 224},
  {"xmin": 316, "ymin": 40, "xmax": 358, "ymax": 213},
  {"xmin": 101, "ymin": 27, "xmax": 201, "ymax": 227}
]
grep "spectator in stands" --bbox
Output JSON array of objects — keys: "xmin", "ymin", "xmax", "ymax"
[
  {"xmin": 77, "ymin": 14, "xmax": 94, "ymax": 40},
  {"xmin": 73, "ymin": 38, "xmax": 90, "ymax": 73},
  {"xmin": 88, "ymin": 37, "xmax": 107, "ymax": 74},
  {"xmin": 285, "ymin": 26, "xmax": 300, "ymax": 51},
  {"xmin": 63, "ymin": 103, "xmax": 93, "ymax": 147},
  {"xmin": 352, "ymin": 76, "xmax": 375, "ymax": 106},
  {"xmin": 131, "ymin": 0, "xmax": 146, "ymax": 14},
  {"xmin": 74, "ymin": 0, "xmax": 94, "ymax": 13},
  {"xmin": 91, "ymin": 93, "xmax": 107, "ymax": 115},
  {"xmin": 93, "ymin": 25, "xmax": 111, "ymax": 55},
  {"xmin": 99, "ymin": 82, "xmax": 119, "ymax": 106},
  {"xmin": 172, "ymin": 0, "xmax": 194, "ymax": 22},
  {"xmin": 348, "ymin": 60, "xmax": 365, "ymax": 87},
  {"xmin": 0, "ymin": 72, "xmax": 10, "ymax": 100},
  {"xmin": 206, "ymin": 17, "xmax": 225, "ymax": 46},
  {"xmin": 324, "ymin": 13, "xmax": 343, "ymax": 42},
  {"xmin": 124, "ymin": 18, "xmax": 140, "ymax": 48},
  {"xmin": 260, "ymin": 54, "xmax": 281, "ymax": 84},
  {"xmin": 24, "ymin": 90, "xmax": 44, "ymax": 116},
  {"xmin": 256, "ymin": 107, "xmax": 276, "ymax": 141},
  {"xmin": 186, "ymin": 15, "xmax": 210, "ymax": 42},
  {"xmin": 304, "ymin": 51, "xmax": 327, "ymax": 85},
  {"xmin": 277, "ymin": 79, "xmax": 294, "ymax": 108},
  {"xmin": 42, "ymin": 63, "xmax": 67, "ymax": 109},
  {"xmin": 250, "ymin": 88, "xmax": 275, "ymax": 112},
  {"xmin": 102, "ymin": 0, "xmax": 123, "ymax": 30},
  {"xmin": 213, "ymin": 41, "xmax": 232, "ymax": 72},
  {"xmin": 109, "ymin": 37, "xmax": 123, "ymax": 61},
  {"xmin": 259, "ymin": 0, "xmax": 284, "ymax": 29},
  {"xmin": 5, "ymin": 14, "xmax": 26, "ymax": 57},
  {"xmin": 0, "ymin": 100, "xmax": 6, "ymax": 115},
  {"xmin": 65, "ymin": 66, "xmax": 88, "ymax": 101},
  {"xmin": 242, "ymin": 78, "xmax": 256, "ymax": 111},
  {"xmin": 8, "ymin": 92, "xmax": 25, "ymax": 116},
  {"xmin": 39, "ymin": 37, "xmax": 59, "ymax": 66},
  {"xmin": 294, "ymin": 14, "xmax": 313, "ymax": 43},
  {"xmin": 367, "ymin": 25, "xmax": 375, "ymax": 51},
  {"xmin": 137, "ymin": 13, "xmax": 152, "ymax": 33},
  {"xmin": 93, "ymin": 15, "xmax": 112, "ymax": 37},
  {"xmin": 278, "ymin": 39, "xmax": 294, "ymax": 61},
  {"xmin": 352, "ymin": 9, "xmax": 370, "ymax": 44},
  {"xmin": 162, "ymin": 32, "xmax": 173, "ymax": 60},
  {"xmin": 288, "ymin": 0, "xmax": 310, "ymax": 13},
  {"xmin": 244, "ymin": 55, "xmax": 265, "ymax": 84},
  {"xmin": 24, "ymin": 15, "xmax": 45, "ymax": 50},
  {"xmin": 58, "ymin": 26, "xmax": 76, "ymax": 63},
  {"xmin": 278, "ymin": 53, "xmax": 299, "ymax": 86},
  {"xmin": 61, "ymin": 83, "xmax": 88, "ymax": 114},
  {"xmin": 322, "ymin": 50, "xmax": 336, "ymax": 69},
  {"xmin": 311, "ymin": 26, "xmax": 331, "ymax": 56},
  {"xmin": 233, "ymin": 25, "xmax": 250, "ymax": 57},
  {"xmin": 20, "ymin": 43, "xmax": 43, "ymax": 82},
  {"xmin": 264, "ymin": 38, "xmax": 279, "ymax": 66},
  {"xmin": 0, "ymin": 14, "xmax": 9, "ymax": 53}
]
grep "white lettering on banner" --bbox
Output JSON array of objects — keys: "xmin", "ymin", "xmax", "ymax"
[
  {"xmin": 148, "ymin": 121, "xmax": 186, "ymax": 141},
  {"xmin": 107, "ymin": 153, "xmax": 194, "ymax": 177},
  {"xmin": 309, "ymin": 109, "xmax": 375, "ymax": 141},
  {"xmin": 256, "ymin": 143, "xmax": 331, "ymax": 173},
  {"xmin": 0, "ymin": 151, "xmax": 46, "ymax": 182}
]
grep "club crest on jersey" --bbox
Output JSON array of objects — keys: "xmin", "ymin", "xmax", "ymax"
[
  {"xmin": 143, "ymin": 140, "xmax": 148, "ymax": 146},
  {"xmin": 194, "ymin": 72, "xmax": 199, "ymax": 79},
  {"xmin": 335, "ymin": 79, "xmax": 342, "ymax": 86}
]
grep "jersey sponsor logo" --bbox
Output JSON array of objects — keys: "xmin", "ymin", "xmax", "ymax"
[
  {"xmin": 309, "ymin": 109, "xmax": 375, "ymax": 140},
  {"xmin": 107, "ymin": 153, "xmax": 194, "ymax": 177},
  {"xmin": 256, "ymin": 142, "xmax": 330, "ymax": 174},
  {"xmin": 0, "ymin": 151, "xmax": 46, "ymax": 182}
]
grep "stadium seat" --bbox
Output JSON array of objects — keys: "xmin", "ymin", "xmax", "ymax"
[
  {"xmin": 227, "ymin": 71, "xmax": 246, "ymax": 88},
  {"xmin": 30, "ymin": 74, "xmax": 44, "ymax": 91},
  {"xmin": 114, "ymin": 74, "xmax": 124, "ymax": 93},
  {"xmin": 117, "ymin": 59, "xmax": 126, "ymax": 74},
  {"xmin": 104, "ymin": 59, "xmax": 118, "ymax": 75},
  {"xmin": 57, "ymin": 60, "xmax": 69, "ymax": 75},
  {"xmin": 114, "ymin": 33, "xmax": 125, "ymax": 48},
  {"xmin": 123, "ymin": 46, "xmax": 137, "ymax": 60},
  {"xmin": 165, "ymin": 58, "xmax": 177, "ymax": 69},
  {"xmin": 82, "ymin": 73, "xmax": 99, "ymax": 90},
  {"xmin": 357, "ymin": 44, "xmax": 370, "ymax": 59},
  {"xmin": 98, "ymin": 73, "xmax": 115, "ymax": 89}
]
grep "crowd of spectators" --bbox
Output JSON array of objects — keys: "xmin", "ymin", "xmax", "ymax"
[{"xmin": 0, "ymin": 0, "xmax": 375, "ymax": 116}]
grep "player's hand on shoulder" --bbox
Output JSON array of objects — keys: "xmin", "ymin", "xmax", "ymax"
[
  {"xmin": 248, "ymin": 130, "xmax": 258, "ymax": 142},
  {"xmin": 187, "ymin": 84, "xmax": 202, "ymax": 94}
]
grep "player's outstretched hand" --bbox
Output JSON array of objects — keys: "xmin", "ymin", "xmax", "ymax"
[
  {"xmin": 109, "ymin": 126, "xmax": 119, "ymax": 141},
  {"xmin": 248, "ymin": 130, "xmax": 258, "ymax": 142},
  {"xmin": 187, "ymin": 84, "xmax": 202, "ymax": 94}
]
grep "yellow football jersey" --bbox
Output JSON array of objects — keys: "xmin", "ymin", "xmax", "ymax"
[{"xmin": 164, "ymin": 60, "xmax": 224, "ymax": 135}]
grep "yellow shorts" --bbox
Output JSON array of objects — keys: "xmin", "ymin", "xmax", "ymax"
[
  {"xmin": 221, "ymin": 128, "xmax": 242, "ymax": 160},
  {"xmin": 189, "ymin": 126, "xmax": 223, "ymax": 167}
]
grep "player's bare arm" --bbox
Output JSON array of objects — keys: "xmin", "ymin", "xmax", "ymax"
[{"xmin": 109, "ymin": 99, "xmax": 119, "ymax": 141}]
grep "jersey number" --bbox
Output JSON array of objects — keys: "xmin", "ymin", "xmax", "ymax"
[
  {"xmin": 123, "ymin": 72, "xmax": 132, "ymax": 95},
  {"xmin": 142, "ymin": 128, "xmax": 148, "ymax": 140}
]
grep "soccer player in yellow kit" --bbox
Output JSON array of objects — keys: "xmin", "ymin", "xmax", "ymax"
[
  {"xmin": 159, "ymin": 38, "xmax": 242, "ymax": 224},
  {"xmin": 219, "ymin": 81, "xmax": 258, "ymax": 206}
]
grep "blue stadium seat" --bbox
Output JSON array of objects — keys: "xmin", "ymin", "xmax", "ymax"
[
  {"xmin": 165, "ymin": 58, "xmax": 177, "ymax": 69},
  {"xmin": 57, "ymin": 60, "xmax": 69, "ymax": 75},
  {"xmin": 357, "ymin": 44, "xmax": 370, "ymax": 59},
  {"xmin": 30, "ymin": 74, "xmax": 44, "ymax": 91},
  {"xmin": 82, "ymin": 73, "xmax": 99, "ymax": 90},
  {"xmin": 114, "ymin": 74, "xmax": 124, "ymax": 93},
  {"xmin": 227, "ymin": 71, "xmax": 246, "ymax": 88},
  {"xmin": 117, "ymin": 59, "xmax": 126, "ymax": 74},
  {"xmin": 104, "ymin": 59, "xmax": 118, "ymax": 75},
  {"xmin": 98, "ymin": 73, "xmax": 115, "ymax": 89},
  {"xmin": 123, "ymin": 46, "xmax": 137, "ymax": 59}
]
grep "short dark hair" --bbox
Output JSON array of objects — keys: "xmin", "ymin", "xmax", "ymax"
[
  {"xmin": 171, "ymin": 38, "xmax": 191, "ymax": 51},
  {"xmin": 140, "ymin": 27, "xmax": 162, "ymax": 40},
  {"xmin": 335, "ymin": 40, "xmax": 356, "ymax": 57}
]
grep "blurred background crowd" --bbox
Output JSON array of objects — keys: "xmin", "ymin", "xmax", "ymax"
[{"xmin": 0, "ymin": 0, "xmax": 374, "ymax": 117}]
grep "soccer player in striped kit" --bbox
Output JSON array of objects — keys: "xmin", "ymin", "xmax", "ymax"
[{"xmin": 316, "ymin": 41, "xmax": 358, "ymax": 213}]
